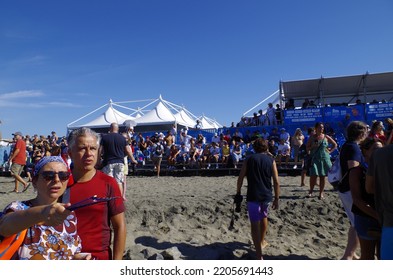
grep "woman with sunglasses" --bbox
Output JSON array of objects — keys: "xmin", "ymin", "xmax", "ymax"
[{"xmin": 0, "ymin": 156, "xmax": 90, "ymax": 260}]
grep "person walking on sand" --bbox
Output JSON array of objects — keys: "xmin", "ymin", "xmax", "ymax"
[
  {"xmin": 7, "ymin": 131, "xmax": 30, "ymax": 193},
  {"xmin": 236, "ymin": 138, "xmax": 280, "ymax": 260},
  {"xmin": 67, "ymin": 127, "xmax": 126, "ymax": 260},
  {"xmin": 99, "ymin": 123, "xmax": 137, "ymax": 199}
]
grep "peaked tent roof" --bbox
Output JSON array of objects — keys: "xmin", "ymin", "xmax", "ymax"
[
  {"xmin": 198, "ymin": 115, "xmax": 221, "ymax": 129},
  {"xmin": 67, "ymin": 96, "xmax": 222, "ymax": 133},
  {"xmin": 174, "ymin": 109, "xmax": 197, "ymax": 128},
  {"xmin": 68, "ymin": 104, "xmax": 133, "ymax": 129},
  {"xmin": 133, "ymin": 101, "xmax": 176, "ymax": 126}
]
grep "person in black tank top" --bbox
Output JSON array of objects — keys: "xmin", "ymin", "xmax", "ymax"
[{"xmin": 236, "ymin": 138, "xmax": 280, "ymax": 260}]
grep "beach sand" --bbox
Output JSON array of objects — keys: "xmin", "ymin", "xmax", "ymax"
[{"xmin": 0, "ymin": 174, "xmax": 351, "ymax": 260}]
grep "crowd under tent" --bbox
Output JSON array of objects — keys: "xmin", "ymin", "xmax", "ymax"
[{"xmin": 280, "ymin": 71, "xmax": 393, "ymax": 108}]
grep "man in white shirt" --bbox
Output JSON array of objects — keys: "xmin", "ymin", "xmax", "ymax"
[
  {"xmin": 279, "ymin": 128, "xmax": 291, "ymax": 145},
  {"xmin": 277, "ymin": 139, "xmax": 291, "ymax": 168},
  {"xmin": 211, "ymin": 133, "xmax": 220, "ymax": 144}
]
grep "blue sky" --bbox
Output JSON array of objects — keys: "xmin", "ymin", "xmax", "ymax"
[{"xmin": 1, "ymin": 0, "xmax": 393, "ymax": 138}]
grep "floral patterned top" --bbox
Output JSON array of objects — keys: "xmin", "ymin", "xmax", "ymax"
[{"xmin": 3, "ymin": 201, "xmax": 82, "ymax": 260}]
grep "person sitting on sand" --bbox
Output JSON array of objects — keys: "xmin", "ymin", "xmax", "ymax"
[
  {"xmin": 0, "ymin": 156, "xmax": 90, "ymax": 260},
  {"xmin": 236, "ymin": 138, "xmax": 280, "ymax": 260}
]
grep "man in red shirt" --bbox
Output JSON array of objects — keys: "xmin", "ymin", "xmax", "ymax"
[
  {"xmin": 8, "ymin": 131, "xmax": 30, "ymax": 193},
  {"xmin": 67, "ymin": 127, "xmax": 126, "ymax": 260}
]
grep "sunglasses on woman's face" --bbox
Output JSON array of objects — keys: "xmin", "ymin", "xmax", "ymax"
[{"xmin": 40, "ymin": 171, "xmax": 71, "ymax": 182}]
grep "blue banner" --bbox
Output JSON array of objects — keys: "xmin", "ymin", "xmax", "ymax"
[
  {"xmin": 324, "ymin": 104, "xmax": 364, "ymax": 123},
  {"xmin": 283, "ymin": 108, "xmax": 323, "ymax": 125},
  {"xmin": 366, "ymin": 102, "xmax": 393, "ymax": 121}
]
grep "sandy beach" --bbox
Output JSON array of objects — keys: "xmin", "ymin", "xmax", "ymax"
[{"xmin": 0, "ymin": 174, "xmax": 351, "ymax": 260}]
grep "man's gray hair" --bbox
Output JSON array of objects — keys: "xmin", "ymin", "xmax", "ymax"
[{"xmin": 67, "ymin": 127, "xmax": 101, "ymax": 149}]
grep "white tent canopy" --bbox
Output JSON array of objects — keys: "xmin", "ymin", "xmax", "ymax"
[
  {"xmin": 174, "ymin": 109, "xmax": 197, "ymax": 128},
  {"xmin": 133, "ymin": 100, "xmax": 176, "ymax": 126},
  {"xmin": 67, "ymin": 95, "xmax": 220, "ymax": 133},
  {"xmin": 68, "ymin": 100, "xmax": 135, "ymax": 130},
  {"xmin": 197, "ymin": 115, "xmax": 221, "ymax": 129}
]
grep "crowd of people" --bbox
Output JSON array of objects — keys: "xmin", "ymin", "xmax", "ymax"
[
  {"xmin": 1, "ymin": 116, "xmax": 393, "ymax": 260},
  {"xmin": 124, "ymin": 125, "xmax": 314, "ymax": 175}
]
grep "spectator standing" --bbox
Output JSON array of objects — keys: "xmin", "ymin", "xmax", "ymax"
[
  {"xmin": 300, "ymin": 127, "xmax": 315, "ymax": 187},
  {"xmin": 67, "ymin": 127, "xmax": 126, "ymax": 260},
  {"xmin": 0, "ymin": 156, "xmax": 90, "ymax": 260},
  {"xmin": 100, "ymin": 123, "xmax": 137, "ymax": 199},
  {"xmin": 164, "ymin": 130, "xmax": 175, "ymax": 156},
  {"xmin": 150, "ymin": 138, "xmax": 165, "ymax": 176},
  {"xmin": 306, "ymin": 122, "xmax": 337, "ymax": 199},
  {"xmin": 195, "ymin": 120, "xmax": 202, "ymax": 129},
  {"xmin": 369, "ymin": 120, "xmax": 387, "ymax": 144},
  {"xmin": 366, "ymin": 141, "xmax": 393, "ymax": 259},
  {"xmin": 337, "ymin": 121, "xmax": 368, "ymax": 260},
  {"xmin": 50, "ymin": 131, "xmax": 59, "ymax": 145},
  {"xmin": 258, "ymin": 110, "xmax": 267, "ymax": 126},
  {"xmin": 350, "ymin": 137, "xmax": 383, "ymax": 259},
  {"xmin": 171, "ymin": 124, "xmax": 177, "ymax": 144},
  {"xmin": 236, "ymin": 138, "xmax": 280, "ymax": 260},
  {"xmin": 8, "ymin": 131, "xmax": 30, "ymax": 193},
  {"xmin": 291, "ymin": 128, "xmax": 305, "ymax": 163},
  {"xmin": 180, "ymin": 130, "xmax": 192, "ymax": 148},
  {"xmin": 266, "ymin": 103, "xmax": 277, "ymax": 126},
  {"xmin": 275, "ymin": 104, "xmax": 283, "ymax": 125},
  {"xmin": 251, "ymin": 112, "xmax": 260, "ymax": 126}
]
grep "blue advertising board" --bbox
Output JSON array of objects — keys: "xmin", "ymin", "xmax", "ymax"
[
  {"xmin": 283, "ymin": 108, "xmax": 323, "ymax": 125},
  {"xmin": 324, "ymin": 104, "xmax": 364, "ymax": 123},
  {"xmin": 366, "ymin": 102, "xmax": 393, "ymax": 121}
]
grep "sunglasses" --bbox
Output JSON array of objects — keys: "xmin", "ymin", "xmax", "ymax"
[{"xmin": 40, "ymin": 171, "xmax": 71, "ymax": 182}]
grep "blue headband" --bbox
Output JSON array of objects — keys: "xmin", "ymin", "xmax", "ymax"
[{"xmin": 33, "ymin": 156, "xmax": 67, "ymax": 177}]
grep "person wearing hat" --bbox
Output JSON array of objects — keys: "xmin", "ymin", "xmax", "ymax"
[
  {"xmin": 7, "ymin": 131, "xmax": 30, "ymax": 193},
  {"xmin": 211, "ymin": 132, "xmax": 220, "ymax": 144},
  {"xmin": 279, "ymin": 128, "xmax": 290, "ymax": 145}
]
